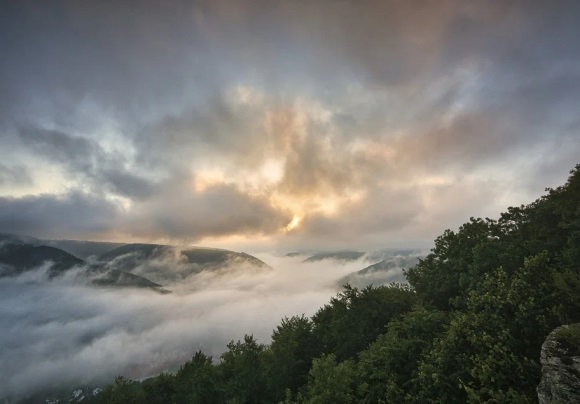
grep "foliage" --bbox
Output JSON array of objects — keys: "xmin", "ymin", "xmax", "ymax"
[
  {"xmin": 265, "ymin": 315, "xmax": 318, "ymax": 401},
  {"xmin": 311, "ymin": 283, "xmax": 417, "ymax": 361},
  {"xmin": 356, "ymin": 306, "xmax": 449, "ymax": 403},
  {"xmin": 218, "ymin": 335, "xmax": 268, "ymax": 403},
  {"xmin": 92, "ymin": 376, "xmax": 144, "ymax": 404},
  {"xmin": 555, "ymin": 323, "xmax": 580, "ymax": 357},
  {"xmin": 174, "ymin": 351, "xmax": 221, "ymax": 403},
  {"xmin": 298, "ymin": 354, "xmax": 356, "ymax": 404},
  {"xmin": 405, "ymin": 218, "xmax": 497, "ymax": 310}
]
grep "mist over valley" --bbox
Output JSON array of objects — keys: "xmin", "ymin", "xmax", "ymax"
[{"xmin": 0, "ymin": 234, "xmax": 419, "ymax": 401}]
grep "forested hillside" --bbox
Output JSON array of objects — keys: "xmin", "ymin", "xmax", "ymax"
[{"xmin": 87, "ymin": 165, "xmax": 580, "ymax": 403}]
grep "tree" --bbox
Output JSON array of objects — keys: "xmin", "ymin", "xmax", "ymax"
[
  {"xmin": 174, "ymin": 351, "xmax": 221, "ymax": 404},
  {"xmin": 142, "ymin": 372, "xmax": 176, "ymax": 404},
  {"xmin": 415, "ymin": 252, "xmax": 558, "ymax": 403},
  {"xmin": 356, "ymin": 306, "xmax": 448, "ymax": 403},
  {"xmin": 218, "ymin": 335, "xmax": 268, "ymax": 403},
  {"xmin": 265, "ymin": 315, "xmax": 318, "ymax": 401},
  {"xmin": 405, "ymin": 218, "xmax": 498, "ymax": 310},
  {"xmin": 300, "ymin": 354, "xmax": 356, "ymax": 404},
  {"xmin": 311, "ymin": 284, "xmax": 417, "ymax": 361},
  {"xmin": 94, "ymin": 376, "xmax": 144, "ymax": 404}
]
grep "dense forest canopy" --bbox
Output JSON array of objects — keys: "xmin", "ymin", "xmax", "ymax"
[{"xmin": 57, "ymin": 165, "xmax": 580, "ymax": 403}]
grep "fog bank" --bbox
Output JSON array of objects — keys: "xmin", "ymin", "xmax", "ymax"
[{"xmin": 0, "ymin": 254, "xmax": 374, "ymax": 399}]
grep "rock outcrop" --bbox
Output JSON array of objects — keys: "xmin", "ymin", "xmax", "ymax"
[{"xmin": 537, "ymin": 324, "xmax": 580, "ymax": 404}]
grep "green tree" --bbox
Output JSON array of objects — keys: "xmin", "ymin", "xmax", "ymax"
[
  {"xmin": 405, "ymin": 218, "xmax": 497, "ymax": 310},
  {"xmin": 174, "ymin": 351, "xmax": 221, "ymax": 403},
  {"xmin": 218, "ymin": 335, "xmax": 268, "ymax": 403},
  {"xmin": 415, "ymin": 252, "xmax": 558, "ymax": 403},
  {"xmin": 553, "ymin": 269, "xmax": 580, "ymax": 324},
  {"xmin": 300, "ymin": 354, "xmax": 356, "ymax": 404},
  {"xmin": 356, "ymin": 306, "xmax": 448, "ymax": 403},
  {"xmin": 312, "ymin": 284, "xmax": 417, "ymax": 361},
  {"xmin": 265, "ymin": 315, "xmax": 318, "ymax": 401},
  {"xmin": 142, "ymin": 372, "xmax": 176, "ymax": 404},
  {"xmin": 94, "ymin": 376, "xmax": 144, "ymax": 404}
]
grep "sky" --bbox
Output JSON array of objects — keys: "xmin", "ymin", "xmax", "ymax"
[{"xmin": 1, "ymin": 0, "xmax": 579, "ymax": 252}]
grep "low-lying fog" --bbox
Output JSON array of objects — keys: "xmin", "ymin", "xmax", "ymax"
[{"xmin": 0, "ymin": 254, "xmax": 409, "ymax": 399}]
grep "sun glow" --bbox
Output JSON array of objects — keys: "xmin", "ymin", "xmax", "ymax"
[{"xmin": 283, "ymin": 214, "xmax": 302, "ymax": 232}]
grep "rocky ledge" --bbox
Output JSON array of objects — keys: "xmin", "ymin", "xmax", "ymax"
[{"xmin": 537, "ymin": 324, "xmax": 580, "ymax": 404}]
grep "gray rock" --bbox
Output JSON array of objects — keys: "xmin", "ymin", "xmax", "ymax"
[{"xmin": 537, "ymin": 324, "xmax": 580, "ymax": 404}]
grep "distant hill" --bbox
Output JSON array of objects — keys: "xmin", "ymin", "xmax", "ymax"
[
  {"xmin": 0, "ymin": 235, "xmax": 271, "ymax": 289},
  {"xmin": 97, "ymin": 243, "xmax": 272, "ymax": 284},
  {"xmin": 293, "ymin": 248, "xmax": 425, "ymax": 264},
  {"xmin": 44, "ymin": 239, "xmax": 125, "ymax": 260},
  {"xmin": 0, "ymin": 243, "xmax": 84, "ymax": 277},
  {"xmin": 285, "ymin": 252, "xmax": 304, "ymax": 257},
  {"xmin": 340, "ymin": 255, "xmax": 422, "ymax": 288},
  {"xmin": 0, "ymin": 242, "xmax": 169, "ymax": 292},
  {"xmin": 302, "ymin": 251, "xmax": 366, "ymax": 263},
  {"xmin": 363, "ymin": 248, "xmax": 426, "ymax": 263},
  {"xmin": 99, "ymin": 244, "xmax": 270, "ymax": 267},
  {"xmin": 357, "ymin": 256, "xmax": 421, "ymax": 276},
  {"xmin": 97, "ymin": 243, "xmax": 172, "ymax": 266},
  {"xmin": 0, "ymin": 232, "xmax": 123, "ymax": 260},
  {"xmin": 92, "ymin": 269, "xmax": 169, "ymax": 294}
]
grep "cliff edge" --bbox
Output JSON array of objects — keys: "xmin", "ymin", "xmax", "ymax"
[{"xmin": 537, "ymin": 324, "xmax": 580, "ymax": 404}]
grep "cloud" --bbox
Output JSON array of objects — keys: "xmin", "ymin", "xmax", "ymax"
[
  {"xmin": 296, "ymin": 186, "xmax": 423, "ymax": 239},
  {"xmin": 0, "ymin": 192, "xmax": 122, "ymax": 239},
  {"xmin": 0, "ymin": 164, "xmax": 32, "ymax": 187},
  {"xmin": 125, "ymin": 182, "xmax": 292, "ymax": 241},
  {"xmin": 17, "ymin": 126, "xmax": 156, "ymax": 200},
  {"xmin": 0, "ymin": 0, "xmax": 578, "ymax": 247}
]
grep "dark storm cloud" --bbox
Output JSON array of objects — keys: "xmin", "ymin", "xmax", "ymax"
[
  {"xmin": 0, "ymin": 192, "xmax": 121, "ymax": 239},
  {"xmin": 2, "ymin": 0, "xmax": 579, "ymax": 106},
  {"xmin": 18, "ymin": 126, "xmax": 100, "ymax": 170},
  {"xmin": 0, "ymin": 0, "xmax": 214, "ymax": 125}
]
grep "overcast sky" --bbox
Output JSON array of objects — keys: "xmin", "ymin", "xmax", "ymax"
[{"xmin": 1, "ymin": 0, "xmax": 579, "ymax": 252}]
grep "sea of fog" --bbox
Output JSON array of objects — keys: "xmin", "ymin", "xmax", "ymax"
[{"xmin": 0, "ymin": 253, "xmax": 410, "ymax": 399}]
